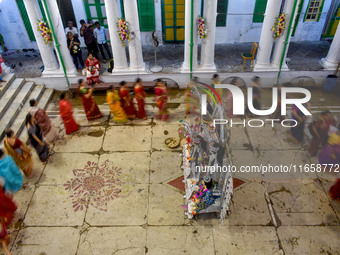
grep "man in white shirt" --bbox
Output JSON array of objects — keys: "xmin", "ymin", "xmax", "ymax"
[
  {"xmin": 65, "ymin": 21, "xmax": 78, "ymax": 38},
  {"xmin": 93, "ymin": 21, "xmax": 112, "ymax": 63}
]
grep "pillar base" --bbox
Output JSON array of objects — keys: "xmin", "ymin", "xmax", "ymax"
[
  {"xmin": 66, "ymin": 69, "xmax": 77, "ymax": 77},
  {"xmin": 253, "ymin": 62, "xmax": 289, "ymax": 72},
  {"xmin": 129, "ymin": 62, "xmax": 148, "ymax": 73},
  {"xmin": 253, "ymin": 62, "xmax": 272, "ymax": 72},
  {"xmin": 320, "ymin": 58, "xmax": 339, "ymax": 70},
  {"xmin": 270, "ymin": 62, "xmax": 289, "ymax": 72},
  {"xmin": 42, "ymin": 68, "xmax": 77, "ymax": 78},
  {"xmin": 42, "ymin": 69, "xmax": 65, "ymax": 78},
  {"xmin": 109, "ymin": 65, "xmax": 149, "ymax": 75},
  {"xmin": 180, "ymin": 63, "xmax": 199, "ymax": 73},
  {"xmin": 198, "ymin": 63, "xmax": 217, "ymax": 73}
]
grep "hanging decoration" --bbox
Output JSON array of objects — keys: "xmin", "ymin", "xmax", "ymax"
[
  {"xmin": 117, "ymin": 18, "xmax": 130, "ymax": 47},
  {"xmin": 272, "ymin": 13, "xmax": 286, "ymax": 39},
  {"xmin": 37, "ymin": 19, "xmax": 53, "ymax": 46},
  {"xmin": 197, "ymin": 16, "xmax": 207, "ymax": 39}
]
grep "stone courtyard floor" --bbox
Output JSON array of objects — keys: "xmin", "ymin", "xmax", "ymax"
[{"xmin": 3, "ymin": 88, "xmax": 340, "ymax": 255}]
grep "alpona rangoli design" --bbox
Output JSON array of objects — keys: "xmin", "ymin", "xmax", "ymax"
[{"xmin": 64, "ymin": 160, "xmax": 132, "ymax": 212}]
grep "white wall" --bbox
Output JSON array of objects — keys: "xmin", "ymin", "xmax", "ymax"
[
  {"xmin": 291, "ymin": 0, "xmax": 332, "ymax": 41},
  {"xmin": 0, "ymin": 0, "xmax": 38, "ymax": 50},
  {"xmin": 216, "ymin": 0, "xmax": 262, "ymax": 43},
  {"xmin": 1, "ymin": 0, "xmax": 335, "ymax": 51},
  {"xmin": 156, "ymin": 0, "xmax": 332, "ymax": 44}
]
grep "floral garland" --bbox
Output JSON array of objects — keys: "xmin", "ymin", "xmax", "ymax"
[
  {"xmin": 197, "ymin": 16, "xmax": 207, "ymax": 39},
  {"xmin": 117, "ymin": 18, "xmax": 130, "ymax": 47},
  {"xmin": 272, "ymin": 13, "xmax": 286, "ymax": 39},
  {"xmin": 37, "ymin": 19, "xmax": 53, "ymax": 46}
]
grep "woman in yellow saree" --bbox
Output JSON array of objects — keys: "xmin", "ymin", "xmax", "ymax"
[
  {"xmin": 3, "ymin": 129, "xmax": 33, "ymax": 177},
  {"xmin": 107, "ymin": 86, "xmax": 128, "ymax": 123}
]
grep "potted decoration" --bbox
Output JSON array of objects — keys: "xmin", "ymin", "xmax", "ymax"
[
  {"xmin": 37, "ymin": 19, "xmax": 53, "ymax": 46},
  {"xmin": 197, "ymin": 16, "xmax": 207, "ymax": 39},
  {"xmin": 272, "ymin": 13, "xmax": 286, "ymax": 39},
  {"xmin": 117, "ymin": 18, "xmax": 130, "ymax": 47}
]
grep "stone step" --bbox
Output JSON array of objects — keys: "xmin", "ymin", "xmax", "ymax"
[
  {"xmin": 0, "ymin": 81, "xmax": 35, "ymax": 141},
  {"xmin": 16, "ymin": 87, "xmax": 54, "ymax": 142},
  {"xmin": 9, "ymin": 85, "xmax": 46, "ymax": 139},
  {"xmin": 36, "ymin": 87, "xmax": 54, "ymax": 111},
  {"xmin": 0, "ymin": 78, "xmax": 25, "ymax": 120},
  {"xmin": 0, "ymin": 73, "xmax": 16, "ymax": 98}
]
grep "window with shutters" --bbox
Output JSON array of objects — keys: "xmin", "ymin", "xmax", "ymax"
[
  {"xmin": 216, "ymin": 0, "xmax": 227, "ymax": 27},
  {"xmin": 253, "ymin": 0, "xmax": 268, "ymax": 23},
  {"xmin": 304, "ymin": 0, "xmax": 324, "ymax": 22},
  {"xmin": 201, "ymin": 0, "xmax": 228, "ymax": 27},
  {"xmin": 16, "ymin": 0, "xmax": 36, "ymax": 41},
  {"xmin": 138, "ymin": 0, "xmax": 156, "ymax": 31}
]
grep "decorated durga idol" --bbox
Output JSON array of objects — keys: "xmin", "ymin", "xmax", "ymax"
[{"xmin": 181, "ymin": 81, "xmax": 233, "ymax": 223}]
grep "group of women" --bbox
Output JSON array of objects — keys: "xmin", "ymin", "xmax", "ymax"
[
  {"xmin": 0, "ymin": 138, "xmax": 27, "ymax": 255},
  {"xmin": 290, "ymin": 106, "xmax": 340, "ymax": 200},
  {"xmin": 0, "ymin": 76, "xmax": 170, "ymax": 254},
  {"xmin": 0, "ymin": 148, "xmax": 20, "ymax": 255},
  {"xmin": 58, "ymin": 77, "xmax": 170, "ymax": 135},
  {"xmin": 81, "ymin": 52, "xmax": 170, "ymax": 122},
  {"xmin": 2, "ymin": 102, "xmax": 57, "ymax": 178},
  {"xmin": 0, "ymin": 101, "xmax": 59, "ymax": 254},
  {"xmin": 106, "ymin": 78, "xmax": 169, "ymax": 123}
]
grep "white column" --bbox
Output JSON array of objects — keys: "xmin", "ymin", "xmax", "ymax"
[
  {"xmin": 70, "ymin": 0, "xmax": 87, "ymax": 47},
  {"xmin": 272, "ymin": 0, "xmax": 299, "ymax": 70},
  {"xmin": 200, "ymin": 0, "xmax": 217, "ymax": 71},
  {"xmin": 321, "ymin": 23, "xmax": 340, "ymax": 70},
  {"xmin": 182, "ymin": 0, "xmax": 199, "ymax": 72},
  {"xmin": 123, "ymin": 0, "xmax": 146, "ymax": 72},
  {"xmin": 23, "ymin": 0, "xmax": 60, "ymax": 77},
  {"xmin": 104, "ymin": 0, "xmax": 128, "ymax": 71},
  {"xmin": 43, "ymin": 0, "xmax": 77, "ymax": 76},
  {"xmin": 253, "ymin": 0, "xmax": 282, "ymax": 72}
]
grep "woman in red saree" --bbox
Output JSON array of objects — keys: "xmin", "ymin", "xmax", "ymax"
[
  {"xmin": 120, "ymin": 81, "xmax": 136, "ymax": 120},
  {"xmin": 134, "ymin": 78, "xmax": 147, "ymax": 120},
  {"xmin": 59, "ymin": 93, "xmax": 79, "ymax": 135},
  {"xmin": 78, "ymin": 79, "xmax": 102, "ymax": 121},
  {"xmin": 154, "ymin": 79, "xmax": 169, "ymax": 121},
  {"xmin": 85, "ymin": 53, "xmax": 101, "ymax": 86},
  {"xmin": 0, "ymin": 186, "xmax": 17, "ymax": 255},
  {"xmin": 0, "ymin": 186, "xmax": 17, "ymax": 228}
]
